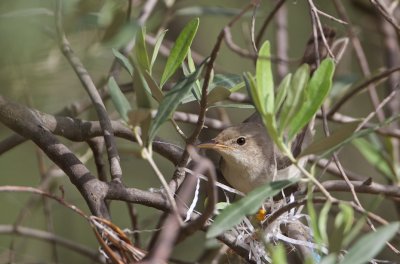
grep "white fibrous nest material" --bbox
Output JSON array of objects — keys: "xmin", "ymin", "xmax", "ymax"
[{"xmin": 230, "ymin": 195, "xmax": 327, "ymax": 263}]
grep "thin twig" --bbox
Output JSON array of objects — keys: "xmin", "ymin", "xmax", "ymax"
[
  {"xmin": 329, "ymin": 66, "xmax": 400, "ymax": 116},
  {"xmin": 255, "ymin": 0, "xmax": 286, "ymax": 48},
  {"xmin": 0, "ymin": 225, "xmax": 104, "ymax": 263},
  {"xmin": 370, "ymin": 0, "xmax": 400, "ymax": 32},
  {"xmin": 55, "ymin": 0, "xmax": 122, "ymax": 181},
  {"xmin": 333, "ymin": 0, "xmax": 386, "ymax": 122}
]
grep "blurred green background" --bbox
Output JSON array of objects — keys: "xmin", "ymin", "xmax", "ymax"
[{"xmin": 0, "ymin": 0, "xmax": 397, "ymax": 263}]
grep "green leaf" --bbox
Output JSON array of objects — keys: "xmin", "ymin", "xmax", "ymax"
[
  {"xmin": 340, "ymin": 222, "xmax": 400, "ymax": 264},
  {"xmin": 143, "ymin": 71, "xmax": 164, "ymax": 103},
  {"xmin": 104, "ymin": 21, "xmax": 138, "ymax": 49},
  {"xmin": 131, "ymin": 59, "xmax": 152, "ymax": 109},
  {"xmin": 244, "ymin": 72, "xmax": 263, "ymax": 113},
  {"xmin": 300, "ymin": 121, "xmax": 361, "ymax": 157},
  {"xmin": 150, "ymin": 29, "xmax": 167, "ymax": 74},
  {"xmin": 352, "ymin": 137, "xmax": 393, "ymax": 179},
  {"xmin": 187, "ymin": 49, "xmax": 202, "ymax": 101},
  {"xmin": 329, "ymin": 203, "xmax": 355, "ymax": 254},
  {"xmin": 229, "ymin": 81, "xmax": 245, "ymax": 92},
  {"xmin": 274, "ymin": 73, "xmax": 291, "ymax": 114},
  {"xmin": 175, "ymin": 6, "xmax": 244, "ymax": 17},
  {"xmin": 206, "ymin": 103, "xmax": 254, "ymax": 110},
  {"xmin": 135, "ymin": 26, "xmax": 150, "ymax": 71},
  {"xmin": 307, "ymin": 190, "xmax": 322, "ymax": 245},
  {"xmin": 160, "ymin": 18, "xmax": 199, "ymax": 87},
  {"xmin": 271, "ymin": 244, "xmax": 287, "ymax": 264},
  {"xmin": 148, "ymin": 60, "xmax": 206, "ymax": 144},
  {"xmin": 256, "ymin": 41, "xmax": 274, "ymax": 114},
  {"xmin": 320, "ymin": 254, "xmax": 338, "ymax": 264},
  {"xmin": 262, "ymin": 113, "xmax": 281, "ymax": 150},
  {"xmin": 210, "ymin": 74, "xmax": 243, "ymax": 90},
  {"xmin": 112, "ymin": 48, "xmax": 134, "ymax": 76},
  {"xmin": 206, "ymin": 179, "xmax": 296, "ymax": 239},
  {"xmin": 182, "ymin": 73, "xmax": 243, "ymax": 103},
  {"xmin": 0, "ymin": 8, "xmax": 53, "ymax": 18},
  {"xmin": 207, "ymin": 87, "xmax": 231, "ymax": 105},
  {"xmin": 279, "ymin": 64, "xmax": 310, "ymax": 135},
  {"xmin": 97, "ymin": 0, "xmax": 120, "ymax": 27},
  {"xmin": 215, "ymin": 202, "xmax": 230, "ymax": 212},
  {"xmin": 335, "ymin": 203, "xmax": 354, "ymax": 235},
  {"xmin": 108, "ymin": 76, "xmax": 132, "ymax": 122},
  {"xmin": 318, "ymin": 201, "xmax": 331, "ymax": 245},
  {"xmin": 288, "ymin": 59, "xmax": 335, "ymax": 140}
]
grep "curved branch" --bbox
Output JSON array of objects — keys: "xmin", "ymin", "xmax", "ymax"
[{"xmin": 0, "ymin": 96, "xmax": 109, "ymax": 217}]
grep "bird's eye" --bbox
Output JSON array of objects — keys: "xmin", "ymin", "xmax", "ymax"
[{"xmin": 236, "ymin": 137, "xmax": 246, "ymax": 145}]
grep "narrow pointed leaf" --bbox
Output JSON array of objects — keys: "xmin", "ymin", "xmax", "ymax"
[
  {"xmin": 207, "ymin": 87, "xmax": 231, "ymax": 105},
  {"xmin": 135, "ymin": 27, "xmax": 150, "ymax": 71},
  {"xmin": 143, "ymin": 71, "xmax": 164, "ymax": 103},
  {"xmin": 207, "ymin": 103, "xmax": 254, "ymax": 110},
  {"xmin": 352, "ymin": 138, "xmax": 393, "ymax": 179},
  {"xmin": 150, "ymin": 29, "xmax": 167, "ymax": 74},
  {"xmin": 340, "ymin": 222, "xmax": 399, "ymax": 264},
  {"xmin": 320, "ymin": 254, "xmax": 338, "ymax": 264},
  {"xmin": 175, "ymin": 6, "xmax": 243, "ymax": 17},
  {"xmin": 288, "ymin": 58, "xmax": 335, "ymax": 140},
  {"xmin": 256, "ymin": 41, "xmax": 274, "ymax": 114},
  {"xmin": 148, "ymin": 61, "xmax": 206, "ymax": 144},
  {"xmin": 244, "ymin": 72, "xmax": 263, "ymax": 113},
  {"xmin": 160, "ymin": 18, "xmax": 199, "ymax": 87},
  {"xmin": 132, "ymin": 59, "xmax": 152, "ymax": 108},
  {"xmin": 182, "ymin": 73, "xmax": 242, "ymax": 103},
  {"xmin": 308, "ymin": 189, "xmax": 322, "ymax": 245},
  {"xmin": 274, "ymin": 73, "xmax": 291, "ymax": 114},
  {"xmin": 108, "ymin": 77, "xmax": 132, "ymax": 122},
  {"xmin": 300, "ymin": 121, "xmax": 360, "ymax": 157},
  {"xmin": 206, "ymin": 179, "xmax": 297, "ymax": 239},
  {"xmin": 187, "ymin": 49, "xmax": 202, "ymax": 101},
  {"xmin": 279, "ymin": 64, "xmax": 310, "ymax": 134},
  {"xmin": 318, "ymin": 201, "xmax": 331, "ymax": 245},
  {"xmin": 112, "ymin": 48, "xmax": 134, "ymax": 76}
]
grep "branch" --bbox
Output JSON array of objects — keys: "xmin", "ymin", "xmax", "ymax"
[
  {"xmin": 0, "ymin": 225, "xmax": 104, "ymax": 263},
  {"xmin": 55, "ymin": 0, "xmax": 122, "ymax": 181},
  {"xmin": 321, "ymin": 180, "xmax": 400, "ymax": 197},
  {"xmin": 0, "ymin": 96, "xmax": 110, "ymax": 218},
  {"xmin": 328, "ymin": 66, "xmax": 400, "ymax": 116}
]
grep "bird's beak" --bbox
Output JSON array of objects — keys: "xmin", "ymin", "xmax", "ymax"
[{"xmin": 196, "ymin": 140, "xmax": 231, "ymax": 150}]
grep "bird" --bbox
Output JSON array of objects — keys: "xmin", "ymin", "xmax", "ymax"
[{"xmin": 197, "ymin": 119, "xmax": 309, "ymax": 194}]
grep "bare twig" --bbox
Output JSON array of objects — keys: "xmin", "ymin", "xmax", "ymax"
[
  {"xmin": 321, "ymin": 180, "xmax": 400, "ymax": 197},
  {"xmin": 328, "ymin": 66, "xmax": 400, "ymax": 116},
  {"xmin": 179, "ymin": 146, "xmax": 217, "ymax": 239},
  {"xmin": 333, "ymin": 0, "xmax": 386, "ymax": 122},
  {"xmin": 255, "ymin": 0, "xmax": 286, "ymax": 48},
  {"xmin": 55, "ymin": 0, "xmax": 122, "ymax": 181},
  {"xmin": 0, "ymin": 225, "xmax": 104, "ymax": 263},
  {"xmin": 274, "ymin": 2, "xmax": 289, "ymax": 80},
  {"xmin": 370, "ymin": 0, "xmax": 400, "ymax": 32}
]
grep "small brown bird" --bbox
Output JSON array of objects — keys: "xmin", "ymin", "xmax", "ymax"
[
  {"xmin": 198, "ymin": 122, "xmax": 276, "ymax": 193},
  {"xmin": 197, "ymin": 121, "xmax": 306, "ymax": 193}
]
